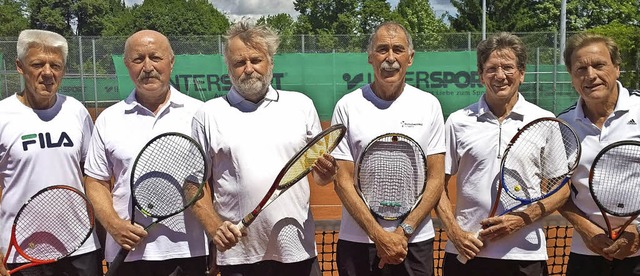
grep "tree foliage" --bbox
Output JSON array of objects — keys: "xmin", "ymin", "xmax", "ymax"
[
  {"xmin": 589, "ymin": 22, "xmax": 640, "ymax": 89},
  {"xmin": 0, "ymin": 0, "xmax": 28, "ymax": 36},
  {"xmin": 394, "ymin": 0, "xmax": 448, "ymax": 50}
]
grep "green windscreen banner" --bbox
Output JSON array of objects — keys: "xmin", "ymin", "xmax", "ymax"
[
  {"xmin": 113, "ymin": 52, "xmax": 576, "ymax": 120},
  {"xmin": 113, "ymin": 52, "xmax": 482, "ymax": 120}
]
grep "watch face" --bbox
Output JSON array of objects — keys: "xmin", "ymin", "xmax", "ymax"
[{"xmin": 402, "ymin": 223, "xmax": 414, "ymax": 235}]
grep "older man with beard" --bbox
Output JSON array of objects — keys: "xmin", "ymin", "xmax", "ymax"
[{"xmin": 190, "ymin": 22, "xmax": 338, "ymax": 276}]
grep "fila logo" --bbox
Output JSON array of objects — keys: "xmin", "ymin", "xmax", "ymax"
[
  {"xmin": 22, "ymin": 132, "xmax": 74, "ymax": 151},
  {"xmin": 629, "ymin": 119, "xmax": 637, "ymax": 125}
]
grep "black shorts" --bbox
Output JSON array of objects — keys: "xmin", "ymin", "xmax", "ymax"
[
  {"xmin": 7, "ymin": 250, "xmax": 102, "ymax": 276},
  {"xmin": 218, "ymin": 257, "xmax": 321, "ymax": 276},
  {"xmin": 336, "ymin": 239, "xmax": 434, "ymax": 276},
  {"xmin": 566, "ymin": 253, "xmax": 640, "ymax": 276},
  {"xmin": 111, "ymin": 256, "xmax": 207, "ymax": 276},
  {"xmin": 442, "ymin": 252, "xmax": 548, "ymax": 276}
]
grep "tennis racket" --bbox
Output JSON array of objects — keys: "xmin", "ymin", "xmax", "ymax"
[
  {"xmin": 236, "ymin": 124, "xmax": 346, "ymax": 231},
  {"xmin": 106, "ymin": 132, "xmax": 207, "ymax": 276},
  {"xmin": 458, "ymin": 117, "xmax": 581, "ymax": 263},
  {"xmin": 3, "ymin": 185, "xmax": 94, "ymax": 274},
  {"xmin": 589, "ymin": 140, "xmax": 640, "ymax": 241},
  {"xmin": 356, "ymin": 133, "xmax": 427, "ymax": 221}
]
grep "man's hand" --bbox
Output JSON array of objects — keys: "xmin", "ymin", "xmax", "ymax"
[
  {"xmin": 312, "ymin": 153, "xmax": 338, "ymax": 186},
  {"xmin": 0, "ymin": 251, "xmax": 8, "ymax": 276},
  {"xmin": 373, "ymin": 228, "xmax": 408, "ymax": 268},
  {"xmin": 602, "ymin": 226, "xmax": 640, "ymax": 260},
  {"xmin": 107, "ymin": 218, "xmax": 147, "ymax": 251},
  {"xmin": 447, "ymin": 226, "xmax": 484, "ymax": 261},
  {"xmin": 213, "ymin": 221, "xmax": 245, "ymax": 252},
  {"xmin": 479, "ymin": 214, "xmax": 526, "ymax": 241}
]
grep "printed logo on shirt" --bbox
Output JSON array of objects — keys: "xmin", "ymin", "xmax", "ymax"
[
  {"xmin": 401, "ymin": 121, "xmax": 423, "ymax": 128},
  {"xmin": 21, "ymin": 132, "xmax": 74, "ymax": 151},
  {"xmin": 628, "ymin": 119, "xmax": 637, "ymax": 125}
]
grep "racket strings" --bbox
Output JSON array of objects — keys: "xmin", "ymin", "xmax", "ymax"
[
  {"xmin": 133, "ymin": 135, "xmax": 205, "ymax": 217},
  {"xmin": 358, "ymin": 137, "xmax": 426, "ymax": 220},
  {"xmin": 279, "ymin": 127, "xmax": 344, "ymax": 188},
  {"xmin": 502, "ymin": 120, "xmax": 579, "ymax": 201},
  {"xmin": 591, "ymin": 143, "xmax": 640, "ymax": 217},
  {"xmin": 14, "ymin": 188, "xmax": 92, "ymax": 261}
]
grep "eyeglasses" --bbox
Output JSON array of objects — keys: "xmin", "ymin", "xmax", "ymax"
[{"xmin": 483, "ymin": 65, "xmax": 518, "ymax": 77}]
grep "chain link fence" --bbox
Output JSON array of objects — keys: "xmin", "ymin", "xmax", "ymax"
[{"xmin": 1, "ymin": 32, "xmax": 637, "ymax": 117}]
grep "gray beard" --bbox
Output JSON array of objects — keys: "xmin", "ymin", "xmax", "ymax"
[{"xmin": 232, "ymin": 70, "xmax": 273, "ymax": 102}]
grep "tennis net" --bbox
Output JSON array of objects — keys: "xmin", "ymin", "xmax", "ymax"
[{"xmin": 315, "ymin": 215, "xmax": 573, "ymax": 276}]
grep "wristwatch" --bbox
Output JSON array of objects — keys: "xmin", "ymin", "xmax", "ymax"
[{"xmin": 399, "ymin": 223, "xmax": 414, "ymax": 236}]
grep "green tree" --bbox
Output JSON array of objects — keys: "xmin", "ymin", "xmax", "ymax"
[
  {"xmin": 294, "ymin": 0, "xmax": 358, "ymax": 33},
  {"xmin": 449, "ymin": 0, "xmax": 640, "ymax": 33},
  {"xmin": 75, "ymin": 0, "xmax": 125, "ymax": 36},
  {"xmin": 394, "ymin": 0, "xmax": 448, "ymax": 50},
  {"xmin": 102, "ymin": 0, "xmax": 228, "ymax": 36},
  {"xmin": 589, "ymin": 22, "xmax": 640, "ymax": 89},
  {"xmin": 27, "ymin": 0, "xmax": 74, "ymax": 36},
  {"xmin": 0, "ymin": 0, "xmax": 28, "ymax": 36},
  {"xmin": 257, "ymin": 13, "xmax": 299, "ymax": 53},
  {"xmin": 358, "ymin": 0, "xmax": 393, "ymax": 35}
]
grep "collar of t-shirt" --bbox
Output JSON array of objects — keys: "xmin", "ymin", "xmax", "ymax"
[
  {"xmin": 573, "ymin": 81, "xmax": 629, "ymax": 122},
  {"xmin": 226, "ymin": 85, "xmax": 279, "ymax": 112},
  {"xmin": 123, "ymin": 85, "xmax": 186, "ymax": 116},
  {"xmin": 475, "ymin": 92, "xmax": 526, "ymax": 122}
]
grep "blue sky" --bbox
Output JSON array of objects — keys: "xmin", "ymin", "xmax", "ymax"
[{"xmin": 124, "ymin": 0, "xmax": 456, "ymax": 21}]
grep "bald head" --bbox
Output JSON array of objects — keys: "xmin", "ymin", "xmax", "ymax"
[
  {"xmin": 124, "ymin": 30, "xmax": 174, "ymax": 60},
  {"xmin": 123, "ymin": 30, "xmax": 175, "ymax": 98}
]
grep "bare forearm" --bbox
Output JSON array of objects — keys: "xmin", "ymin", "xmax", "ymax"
[
  {"xmin": 517, "ymin": 184, "xmax": 570, "ymax": 225},
  {"xmin": 334, "ymin": 160, "xmax": 386, "ymax": 241},
  {"xmin": 402, "ymin": 154, "xmax": 444, "ymax": 228},
  {"xmin": 85, "ymin": 177, "xmax": 121, "ymax": 234},
  {"xmin": 435, "ymin": 176, "xmax": 462, "ymax": 234},
  {"xmin": 559, "ymin": 196, "xmax": 601, "ymax": 237},
  {"xmin": 190, "ymin": 183, "xmax": 223, "ymax": 238}
]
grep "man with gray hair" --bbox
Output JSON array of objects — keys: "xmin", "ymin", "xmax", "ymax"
[
  {"xmin": 190, "ymin": 21, "xmax": 338, "ymax": 276},
  {"xmin": 330, "ymin": 21, "xmax": 445, "ymax": 276},
  {"xmin": 0, "ymin": 29, "xmax": 102, "ymax": 275}
]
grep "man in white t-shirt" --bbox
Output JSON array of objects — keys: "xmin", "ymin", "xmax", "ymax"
[
  {"xmin": 558, "ymin": 33, "xmax": 640, "ymax": 276},
  {"xmin": 436, "ymin": 32, "xmax": 569, "ymax": 276},
  {"xmin": 84, "ymin": 30, "xmax": 208, "ymax": 275},
  {"xmin": 189, "ymin": 22, "xmax": 337, "ymax": 276},
  {"xmin": 0, "ymin": 29, "xmax": 102, "ymax": 276},
  {"xmin": 330, "ymin": 22, "xmax": 445, "ymax": 276}
]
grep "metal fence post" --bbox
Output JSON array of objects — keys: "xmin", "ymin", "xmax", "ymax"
[
  {"xmin": 92, "ymin": 38, "xmax": 98, "ymax": 113},
  {"xmin": 78, "ymin": 36, "xmax": 86, "ymax": 104}
]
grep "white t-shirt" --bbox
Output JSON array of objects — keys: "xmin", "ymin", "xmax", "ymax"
[
  {"xmin": 444, "ymin": 93, "xmax": 554, "ymax": 261},
  {"xmin": 84, "ymin": 86, "xmax": 207, "ymax": 262},
  {"xmin": 330, "ymin": 83, "xmax": 446, "ymax": 243},
  {"xmin": 557, "ymin": 81, "xmax": 640, "ymax": 256},
  {"xmin": 0, "ymin": 94, "xmax": 99, "ymax": 263},
  {"xmin": 191, "ymin": 86, "xmax": 321, "ymax": 265}
]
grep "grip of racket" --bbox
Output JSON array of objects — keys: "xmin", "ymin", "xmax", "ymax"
[
  {"xmin": 106, "ymin": 247, "xmax": 130, "ymax": 276},
  {"xmin": 235, "ymin": 221, "xmax": 246, "ymax": 233},
  {"xmin": 455, "ymin": 230, "xmax": 481, "ymax": 264}
]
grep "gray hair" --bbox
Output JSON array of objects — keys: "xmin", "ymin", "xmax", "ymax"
[
  {"xmin": 223, "ymin": 21, "xmax": 280, "ymax": 66},
  {"xmin": 17, "ymin": 29, "xmax": 68, "ymax": 63},
  {"xmin": 367, "ymin": 22, "xmax": 414, "ymax": 54},
  {"xmin": 476, "ymin": 32, "xmax": 527, "ymax": 73}
]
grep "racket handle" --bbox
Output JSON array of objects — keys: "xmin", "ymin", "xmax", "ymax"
[
  {"xmin": 235, "ymin": 221, "xmax": 246, "ymax": 233},
  {"xmin": 456, "ymin": 230, "xmax": 481, "ymax": 264},
  {"xmin": 106, "ymin": 247, "xmax": 130, "ymax": 276}
]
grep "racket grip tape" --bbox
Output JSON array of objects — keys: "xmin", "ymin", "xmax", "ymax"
[
  {"xmin": 106, "ymin": 247, "xmax": 130, "ymax": 276},
  {"xmin": 456, "ymin": 230, "xmax": 481, "ymax": 264}
]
